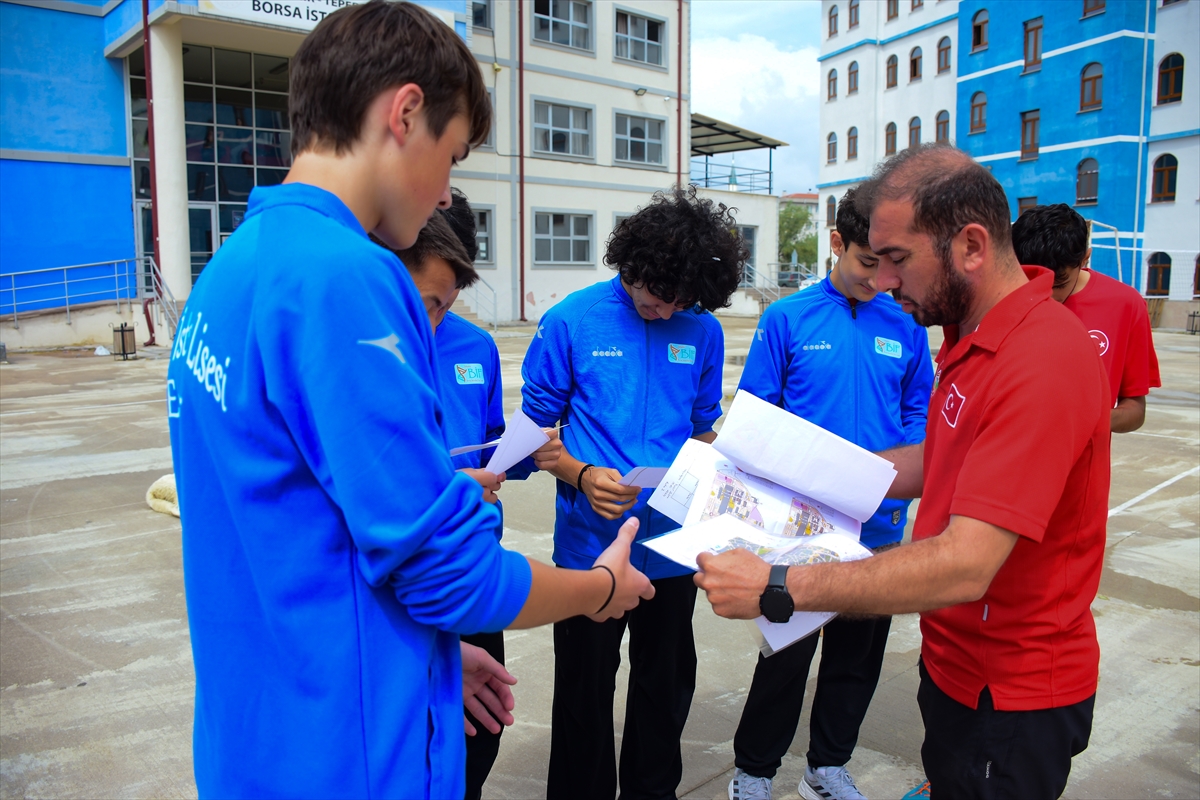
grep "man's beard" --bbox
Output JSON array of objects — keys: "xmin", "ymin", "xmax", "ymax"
[{"xmin": 894, "ymin": 247, "xmax": 973, "ymax": 328}]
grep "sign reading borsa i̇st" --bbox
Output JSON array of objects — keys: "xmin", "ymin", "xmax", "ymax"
[{"xmin": 198, "ymin": 0, "xmax": 457, "ymax": 32}]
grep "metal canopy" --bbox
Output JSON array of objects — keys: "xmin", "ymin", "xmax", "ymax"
[{"xmin": 690, "ymin": 113, "xmax": 788, "ymax": 156}]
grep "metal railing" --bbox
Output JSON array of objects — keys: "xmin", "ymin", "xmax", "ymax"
[
  {"xmin": 461, "ymin": 274, "xmax": 498, "ymax": 331},
  {"xmin": 1, "ymin": 259, "xmax": 139, "ymax": 328},
  {"xmin": 690, "ymin": 158, "xmax": 774, "ymax": 194},
  {"xmin": 141, "ymin": 255, "xmax": 180, "ymax": 344}
]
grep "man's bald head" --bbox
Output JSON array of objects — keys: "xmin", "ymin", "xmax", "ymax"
[{"xmin": 858, "ymin": 144, "xmax": 1017, "ymax": 271}]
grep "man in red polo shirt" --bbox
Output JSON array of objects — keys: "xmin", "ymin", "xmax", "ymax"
[
  {"xmin": 1011, "ymin": 203, "xmax": 1161, "ymax": 433},
  {"xmin": 696, "ymin": 144, "xmax": 1111, "ymax": 798}
]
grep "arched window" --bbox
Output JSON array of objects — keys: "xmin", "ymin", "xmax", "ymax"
[
  {"xmin": 970, "ymin": 91, "xmax": 987, "ymax": 132},
  {"xmin": 848, "ymin": 127, "xmax": 859, "ymax": 160},
  {"xmin": 1076, "ymin": 158, "xmax": 1099, "ymax": 204},
  {"xmin": 1147, "ymin": 252, "xmax": 1171, "ymax": 296},
  {"xmin": 885, "ymin": 122, "xmax": 897, "ymax": 155},
  {"xmin": 972, "ymin": 10, "xmax": 989, "ymax": 51},
  {"xmin": 1152, "ymin": 154, "xmax": 1178, "ymax": 202},
  {"xmin": 826, "ymin": 195, "xmax": 837, "ymax": 227},
  {"xmin": 1158, "ymin": 53, "xmax": 1184, "ymax": 104},
  {"xmin": 937, "ymin": 37, "xmax": 952, "ymax": 73},
  {"xmin": 886, "ymin": 55, "xmax": 898, "ymax": 88},
  {"xmin": 910, "ymin": 47, "xmax": 923, "ymax": 81},
  {"xmin": 828, "ymin": 69, "xmax": 838, "ymax": 100},
  {"xmin": 829, "ymin": 4, "xmax": 839, "ymax": 36},
  {"xmin": 849, "ymin": 0, "xmax": 860, "ymax": 28},
  {"xmin": 936, "ymin": 110, "xmax": 950, "ymax": 143},
  {"xmin": 827, "ymin": 132, "xmax": 838, "ymax": 163},
  {"xmin": 909, "ymin": 117, "xmax": 921, "ymax": 148},
  {"xmin": 1080, "ymin": 63, "xmax": 1103, "ymax": 110},
  {"xmin": 848, "ymin": 61, "xmax": 859, "ymax": 94}
]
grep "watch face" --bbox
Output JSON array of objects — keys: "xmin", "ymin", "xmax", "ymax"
[{"xmin": 760, "ymin": 589, "xmax": 793, "ymax": 623}]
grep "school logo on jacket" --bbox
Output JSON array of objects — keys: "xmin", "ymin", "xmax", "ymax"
[
  {"xmin": 668, "ymin": 343, "xmax": 696, "ymax": 364},
  {"xmin": 874, "ymin": 336, "xmax": 902, "ymax": 358},
  {"xmin": 455, "ymin": 363, "xmax": 485, "ymax": 385},
  {"xmin": 1088, "ymin": 329, "xmax": 1110, "ymax": 356},
  {"xmin": 941, "ymin": 383, "xmax": 967, "ymax": 428}
]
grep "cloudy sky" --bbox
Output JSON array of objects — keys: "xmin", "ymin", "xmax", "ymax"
[{"xmin": 691, "ymin": 0, "xmax": 822, "ymax": 196}]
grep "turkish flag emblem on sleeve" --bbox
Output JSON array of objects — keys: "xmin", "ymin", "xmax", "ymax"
[{"xmin": 941, "ymin": 383, "xmax": 967, "ymax": 428}]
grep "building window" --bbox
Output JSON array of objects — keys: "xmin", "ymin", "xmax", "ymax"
[
  {"xmin": 1158, "ymin": 53, "xmax": 1184, "ymax": 104},
  {"xmin": 1193, "ymin": 255, "xmax": 1199, "ymax": 298},
  {"xmin": 908, "ymin": 117, "xmax": 922, "ymax": 148},
  {"xmin": 972, "ymin": 10, "xmax": 989, "ymax": 51},
  {"xmin": 1080, "ymin": 63, "xmax": 1103, "ymax": 109},
  {"xmin": 849, "ymin": 0, "xmax": 860, "ymax": 28},
  {"xmin": 533, "ymin": 101, "xmax": 591, "ymax": 157},
  {"xmin": 1018, "ymin": 196, "xmax": 1038, "ymax": 217},
  {"xmin": 472, "ymin": 0, "xmax": 491, "ymax": 30},
  {"xmin": 829, "ymin": 4, "xmax": 838, "ymax": 36},
  {"xmin": 826, "ymin": 195, "xmax": 837, "ymax": 227},
  {"xmin": 936, "ymin": 110, "xmax": 950, "ymax": 143},
  {"xmin": 615, "ymin": 11, "xmax": 663, "ymax": 66},
  {"xmin": 1152, "ymin": 154, "xmax": 1178, "ymax": 201},
  {"xmin": 534, "ymin": 212, "xmax": 591, "ymax": 264},
  {"xmin": 828, "ymin": 69, "xmax": 838, "ymax": 99},
  {"xmin": 1076, "ymin": 159, "xmax": 1099, "ymax": 204},
  {"xmin": 910, "ymin": 48, "xmax": 924, "ymax": 81},
  {"xmin": 886, "ymin": 55, "xmax": 898, "ymax": 88},
  {"xmin": 885, "ymin": 122, "xmax": 897, "ymax": 155},
  {"xmin": 1163, "ymin": 0, "xmax": 1185, "ymax": 5},
  {"xmin": 533, "ymin": 0, "xmax": 591, "ymax": 51},
  {"xmin": 827, "ymin": 133, "xmax": 838, "ymax": 163},
  {"xmin": 847, "ymin": 127, "xmax": 858, "ymax": 160},
  {"xmin": 737, "ymin": 226, "xmax": 758, "ymax": 284},
  {"xmin": 1021, "ymin": 110, "xmax": 1040, "ymax": 159},
  {"xmin": 1147, "ymin": 252, "xmax": 1171, "ymax": 296},
  {"xmin": 937, "ymin": 37, "xmax": 952, "ymax": 73},
  {"xmin": 1083, "ymin": 0, "xmax": 1105, "ymax": 16},
  {"xmin": 970, "ymin": 91, "xmax": 987, "ymax": 132},
  {"xmin": 912, "ymin": 0, "xmax": 924, "ymax": 8},
  {"xmin": 615, "ymin": 114, "xmax": 664, "ymax": 164},
  {"xmin": 481, "ymin": 89, "xmax": 496, "ymax": 148},
  {"xmin": 848, "ymin": 61, "xmax": 859, "ymax": 93},
  {"xmin": 887, "ymin": 0, "xmax": 899, "ymax": 20},
  {"xmin": 1024, "ymin": 18, "xmax": 1043, "ymax": 71},
  {"xmin": 475, "ymin": 209, "xmax": 493, "ymax": 263}
]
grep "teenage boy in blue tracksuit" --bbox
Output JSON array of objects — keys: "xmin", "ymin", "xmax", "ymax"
[
  {"xmin": 727, "ymin": 187, "xmax": 934, "ymax": 800},
  {"xmin": 166, "ymin": 4, "xmax": 653, "ymax": 798},
  {"xmin": 521, "ymin": 186, "xmax": 748, "ymax": 800}
]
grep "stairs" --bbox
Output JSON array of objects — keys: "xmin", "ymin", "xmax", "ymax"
[{"xmin": 450, "ymin": 299, "xmax": 483, "ymax": 326}]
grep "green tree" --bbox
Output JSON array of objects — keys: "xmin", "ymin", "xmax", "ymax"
[{"xmin": 778, "ymin": 203, "xmax": 817, "ymax": 268}]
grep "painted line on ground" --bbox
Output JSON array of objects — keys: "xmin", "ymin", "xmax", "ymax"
[
  {"xmin": 0, "ymin": 398, "xmax": 165, "ymax": 418},
  {"xmin": 1108, "ymin": 466, "xmax": 1200, "ymax": 518}
]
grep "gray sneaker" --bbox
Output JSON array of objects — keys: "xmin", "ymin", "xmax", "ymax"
[
  {"xmin": 798, "ymin": 765, "xmax": 867, "ymax": 800},
  {"xmin": 728, "ymin": 768, "xmax": 773, "ymax": 800}
]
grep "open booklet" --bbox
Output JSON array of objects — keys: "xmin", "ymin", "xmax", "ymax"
[{"xmin": 644, "ymin": 390, "xmax": 897, "ymax": 654}]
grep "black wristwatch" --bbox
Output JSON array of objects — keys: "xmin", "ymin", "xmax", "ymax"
[{"xmin": 759, "ymin": 564, "xmax": 793, "ymax": 624}]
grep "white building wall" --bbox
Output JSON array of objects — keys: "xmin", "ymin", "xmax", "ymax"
[
  {"xmin": 817, "ymin": 0, "xmax": 958, "ymax": 275},
  {"xmin": 1141, "ymin": 0, "xmax": 1199, "ymax": 303}
]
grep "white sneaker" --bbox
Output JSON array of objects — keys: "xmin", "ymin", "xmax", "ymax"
[
  {"xmin": 728, "ymin": 768, "xmax": 773, "ymax": 800},
  {"xmin": 798, "ymin": 765, "xmax": 868, "ymax": 800}
]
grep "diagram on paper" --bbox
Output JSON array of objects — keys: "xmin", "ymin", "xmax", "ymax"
[
  {"xmin": 701, "ymin": 472, "xmax": 766, "ymax": 528},
  {"xmin": 782, "ymin": 499, "xmax": 833, "ymax": 537},
  {"xmin": 708, "ymin": 537, "xmax": 840, "ymax": 566}
]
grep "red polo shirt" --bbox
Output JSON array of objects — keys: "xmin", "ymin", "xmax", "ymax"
[{"xmin": 915, "ymin": 266, "xmax": 1111, "ymax": 711}]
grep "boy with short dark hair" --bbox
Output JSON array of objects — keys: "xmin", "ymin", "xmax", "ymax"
[
  {"xmin": 167, "ymin": 3, "xmax": 651, "ymax": 797},
  {"xmin": 1011, "ymin": 203, "xmax": 1160, "ymax": 433},
  {"xmin": 521, "ymin": 185, "xmax": 747, "ymax": 800},
  {"xmin": 728, "ymin": 187, "xmax": 933, "ymax": 800}
]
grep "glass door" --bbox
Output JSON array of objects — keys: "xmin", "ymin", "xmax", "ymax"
[
  {"xmin": 135, "ymin": 202, "xmax": 154, "ymax": 293},
  {"xmin": 188, "ymin": 204, "xmax": 218, "ymax": 285}
]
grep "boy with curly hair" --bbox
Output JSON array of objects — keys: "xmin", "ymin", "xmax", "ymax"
[{"xmin": 521, "ymin": 185, "xmax": 748, "ymax": 800}]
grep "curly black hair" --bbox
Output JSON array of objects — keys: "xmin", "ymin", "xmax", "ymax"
[
  {"xmin": 604, "ymin": 185, "xmax": 748, "ymax": 312},
  {"xmin": 835, "ymin": 186, "xmax": 870, "ymax": 249}
]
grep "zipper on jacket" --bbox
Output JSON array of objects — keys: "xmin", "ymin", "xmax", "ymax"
[
  {"xmin": 639, "ymin": 320, "xmax": 652, "ymax": 571},
  {"xmin": 849, "ymin": 297, "xmax": 858, "ymax": 319}
]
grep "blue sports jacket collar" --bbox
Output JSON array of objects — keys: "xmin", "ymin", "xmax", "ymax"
[
  {"xmin": 246, "ymin": 182, "xmax": 368, "ymax": 239},
  {"xmin": 609, "ymin": 275, "xmax": 637, "ymax": 311}
]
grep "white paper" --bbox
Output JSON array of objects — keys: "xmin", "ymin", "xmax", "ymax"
[
  {"xmin": 449, "ymin": 439, "xmax": 501, "ymax": 457},
  {"xmin": 715, "ymin": 391, "xmax": 897, "ymax": 523},
  {"xmin": 649, "ymin": 439, "xmax": 862, "ymax": 541},
  {"xmin": 641, "ymin": 516, "xmax": 872, "ymax": 652},
  {"xmin": 619, "ymin": 466, "xmax": 669, "ymax": 489},
  {"xmin": 483, "ymin": 407, "xmax": 549, "ymax": 476}
]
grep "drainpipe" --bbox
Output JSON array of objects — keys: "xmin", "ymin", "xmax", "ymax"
[
  {"xmin": 677, "ymin": 0, "xmax": 683, "ymax": 188},
  {"xmin": 1131, "ymin": 0, "xmax": 1151, "ymax": 290},
  {"xmin": 141, "ymin": 1, "xmax": 161, "ymax": 284},
  {"xmin": 518, "ymin": 0, "xmax": 527, "ymax": 321}
]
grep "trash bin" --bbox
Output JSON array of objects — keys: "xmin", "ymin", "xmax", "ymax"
[
  {"xmin": 1187, "ymin": 311, "xmax": 1199, "ymax": 335},
  {"xmin": 112, "ymin": 323, "xmax": 137, "ymax": 361}
]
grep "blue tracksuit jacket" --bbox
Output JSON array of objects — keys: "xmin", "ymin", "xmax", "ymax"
[
  {"xmin": 435, "ymin": 310, "xmax": 534, "ymax": 540},
  {"xmin": 521, "ymin": 276, "xmax": 725, "ymax": 579},
  {"xmin": 167, "ymin": 183, "xmax": 531, "ymax": 800},
  {"xmin": 738, "ymin": 277, "xmax": 934, "ymax": 549}
]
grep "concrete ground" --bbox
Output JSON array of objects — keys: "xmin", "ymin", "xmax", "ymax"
[{"xmin": 1, "ymin": 318, "xmax": 1197, "ymax": 800}]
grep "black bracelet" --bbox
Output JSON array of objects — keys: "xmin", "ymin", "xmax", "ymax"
[
  {"xmin": 576, "ymin": 463, "xmax": 596, "ymax": 493},
  {"xmin": 591, "ymin": 564, "xmax": 616, "ymax": 615}
]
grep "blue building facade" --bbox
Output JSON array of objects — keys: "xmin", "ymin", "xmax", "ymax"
[{"xmin": 955, "ymin": 0, "xmax": 1156, "ymax": 288}]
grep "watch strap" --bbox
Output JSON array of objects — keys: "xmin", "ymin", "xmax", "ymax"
[{"xmin": 768, "ymin": 563, "xmax": 790, "ymax": 590}]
